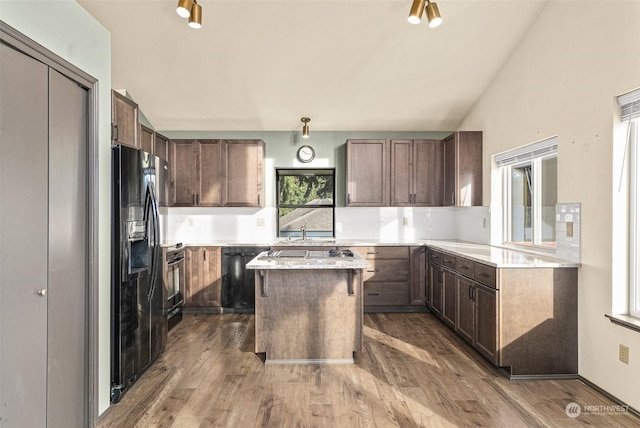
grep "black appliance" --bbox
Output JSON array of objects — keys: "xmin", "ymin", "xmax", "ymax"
[
  {"xmin": 110, "ymin": 145, "xmax": 167, "ymax": 403},
  {"xmin": 221, "ymin": 246, "xmax": 270, "ymax": 312},
  {"xmin": 164, "ymin": 243, "xmax": 185, "ymax": 330}
]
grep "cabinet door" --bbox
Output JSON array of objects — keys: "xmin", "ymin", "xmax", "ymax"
[
  {"xmin": 390, "ymin": 140, "xmax": 412, "ymax": 206},
  {"xmin": 455, "ymin": 276, "xmax": 474, "ymax": 344},
  {"xmin": 200, "ymin": 247, "xmax": 222, "ymax": 306},
  {"xmin": 474, "ymin": 283, "xmax": 498, "ymax": 364},
  {"xmin": 222, "ymin": 140, "xmax": 264, "ymax": 207},
  {"xmin": 455, "ymin": 131, "xmax": 483, "ymax": 207},
  {"xmin": 429, "ymin": 264, "xmax": 443, "ymax": 316},
  {"xmin": 112, "ymin": 91, "xmax": 138, "ymax": 148},
  {"xmin": 184, "ymin": 247, "xmax": 203, "ymax": 306},
  {"xmin": 198, "ymin": 140, "xmax": 222, "ymax": 206},
  {"xmin": 443, "ymin": 134, "xmax": 456, "ymax": 206},
  {"xmin": 171, "ymin": 140, "xmax": 197, "ymax": 206},
  {"xmin": 139, "ymin": 124, "xmax": 154, "ymax": 154},
  {"xmin": 410, "ymin": 246, "xmax": 426, "ymax": 305},
  {"xmin": 154, "ymin": 133, "xmax": 169, "ymax": 160},
  {"xmin": 346, "ymin": 139, "xmax": 388, "ymax": 206},
  {"xmin": 413, "ymin": 140, "xmax": 437, "ymax": 206},
  {"xmin": 442, "ymin": 269, "xmax": 457, "ymax": 328}
]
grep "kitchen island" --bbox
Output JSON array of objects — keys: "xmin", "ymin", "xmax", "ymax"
[{"xmin": 246, "ymin": 249, "xmax": 370, "ymax": 364}]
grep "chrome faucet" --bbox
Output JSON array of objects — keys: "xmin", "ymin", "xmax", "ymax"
[{"xmin": 300, "ymin": 224, "xmax": 307, "ymax": 241}]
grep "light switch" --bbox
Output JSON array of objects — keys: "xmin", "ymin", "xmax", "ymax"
[{"xmin": 566, "ymin": 222, "xmax": 574, "ymax": 238}]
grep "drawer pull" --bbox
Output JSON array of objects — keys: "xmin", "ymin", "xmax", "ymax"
[
  {"xmin": 460, "ymin": 266, "xmax": 470, "ymax": 270},
  {"xmin": 443, "ymin": 259, "xmax": 452, "ymax": 263},
  {"xmin": 367, "ymin": 269, "xmax": 379, "ymax": 273},
  {"xmin": 366, "ymin": 252, "xmax": 379, "ymax": 255},
  {"xmin": 367, "ymin": 293, "xmax": 380, "ymax": 296},
  {"xmin": 478, "ymin": 272, "xmax": 490, "ymax": 278}
]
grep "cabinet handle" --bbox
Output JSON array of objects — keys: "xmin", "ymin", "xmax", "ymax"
[
  {"xmin": 348, "ymin": 270, "xmax": 355, "ymax": 296},
  {"xmin": 258, "ymin": 194, "xmax": 260, "ymax": 206},
  {"xmin": 460, "ymin": 265, "xmax": 470, "ymax": 270},
  {"xmin": 347, "ymin": 193, "xmax": 351, "ymax": 205},
  {"xmin": 438, "ymin": 271, "xmax": 442, "ymax": 282},
  {"xmin": 451, "ymin": 192, "xmax": 455, "ymax": 204},
  {"xmin": 471, "ymin": 286, "xmax": 475, "ymax": 300},
  {"xmin": 367, "ymin": 269, "xmax": 379, "ymax": 273},
  {"xmin": 366, "ymin": 251, "xmax": 379, "ymax": 255},
  {"xmin": 203, "ymin": 249, "xmax": 206, "ymax": 261},
  {"xmin": 259, "ymin": 270, "xmax": 268, "ymax": 297},
  {"xmin": 193, "ymin": 194, "xmax": 196, "ymax": 205},
  {"xmin": 111, "ymin": 123, "xmax": 118, "ymax": 141},
  {"xmin": 197, "ymin": 194, "xmax": 200, "ymax": 205},
  {"xmin": 443, "ymin": 259, "xmax": 452, "ymax": 264},
  {"xmin": 368, "ymin": 293, "xmax": 380, "ymax": 296},
  {"xmin": 478, "ymin": 272, "xmax": 490, "ymax": 278},
  {"xmin": 468, "ymin": 285, "xmax": 473, "ymax": 299}
]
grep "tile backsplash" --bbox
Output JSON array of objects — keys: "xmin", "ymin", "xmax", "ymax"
[{"xmin": 163, "ymin": 206, "xmax": 491, "ymax": 244}]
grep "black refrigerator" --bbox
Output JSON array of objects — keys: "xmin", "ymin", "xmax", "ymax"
[{"xmin": 110, "ymin": 145, "xmax": 167, "ymax": 403}]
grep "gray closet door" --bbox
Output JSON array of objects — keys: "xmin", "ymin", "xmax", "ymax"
[
  {"xmin": 0, "ymin": 42, "xmax": 49, "ymax": 427},
  {"xmin": 0, "ymin": 43, "xmax": 89, "ymax": 427},
  {"xmin": 47, "ymin": 68, "xmax": 88, "ymax": 428}
]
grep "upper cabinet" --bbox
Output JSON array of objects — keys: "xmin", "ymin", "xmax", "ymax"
[
  {"xmin": 111, "ymin": 91, "xmax": 138, "ymax": 149},
  {"xmin": 170, "ymin": 139, "xmax": 222, "ymax": 207},
  {"xmin": 170, "ymin": 139, "xmax": 264, "ymax": 208},
  {"xmin": 390, "ymin": 139, "xmax": 441, "ymax": 206},
  {"xmin": 139, "ymin": 124, "xmax": 154, "ymax": 154},
  {"xmin": 442, "ymin": 131, "xmax": 483, "ymax": 207},
  {"xmin": 154, "ymin": 132, "xmax": 169, "ymax": 161},
  {"xmin": 346, "ymin": 139, "xmax": 389, "ymax": 206},
  {"xmin": 222, "ymin": 140, "xmax": 265, "ymax": 207}
]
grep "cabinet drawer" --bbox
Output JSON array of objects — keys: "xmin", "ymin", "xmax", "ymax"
[
  {"xmin": 351, "ymin": 246, "xmax": 409, "ymax": 260},
  {"xmin": 455, "ymin": 257, "xmax": 474, "ymax": 278},
  {"xmin": 363, "ymin": 282, "xmax": 410, "ymax": 306},
  {"xmin": 474, "ymin": 263, "xmax": 497, "ymax": 288},
  {"xmin": 363, "ymin": 259, "xmax": 410, "ymax": 282},
  {"xmin": 428, "ymin": 250, "xmax": 443, "ymax": 266},
  {"xmin": 440, "ymin": 253, "xmax": 457, "ymax": 270}
]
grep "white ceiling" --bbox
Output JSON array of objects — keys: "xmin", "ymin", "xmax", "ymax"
[{"xmin": 78, "ymin": 0, "xmax": 547, "ymax": 132}]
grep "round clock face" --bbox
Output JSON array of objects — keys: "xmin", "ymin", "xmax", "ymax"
[{"xmin": 297, "ymin": 145, "xmax": 315, "ymax": 163}]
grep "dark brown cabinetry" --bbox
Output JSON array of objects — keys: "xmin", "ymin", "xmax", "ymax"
[
  {"xmin": 222, "ymin": 139, "xmax": 264, "ymax": 207},
  {"xmin": 390, "ymin": 139, "xmax": 440, "ymax": 206},
  {"xmin": 184, "ymin": 246, "xmax": 222, "ymax": 309},
  {"xmin": 170, "ymin": 139, "xmax": 263, "ymax": 208},
  {"xmin": 442, "ymin": 131, "xmax": 483, "ymax": 206},
  {"xmin": 154, "ymin": 133, "xmax": 169, "ymax": 161},
  {"xmin": 170, "ymin": 139, "xmax": 222, "ymax": 207},
  {"xmin": 347, "ymin": 246, "xmax": 410, "ymax": 307},
  {"xmin": 346, "ymin": 139, "xmax": 389, "ymax": 206},
  {"xmin": 409, "ymin": 246, "xmax": 426, "ymax": 305},
  {"xmin": 111, "ymin": 90, "xmax": 138, "ymax": 148},
  {"xmin": 427, "ymin": 246, "xmax": 577, "ymax": 377},
  {"xmin": 139, "ymin": 124, "xmax": 154, "ymax": 154}
]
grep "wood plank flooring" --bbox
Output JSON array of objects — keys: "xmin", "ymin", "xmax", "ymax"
[{"xmin": 98, "ymin": 313, "xmax": 639, "ymax": 427}]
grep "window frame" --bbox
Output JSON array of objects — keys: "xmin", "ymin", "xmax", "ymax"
[
  {"xmin": 629, "ymin": 120, "xmax": 639, "ymax": 317},
  {"xmin": 275, "ymin": 168, "xmax": 336, "ymax": 238},
  {"xmin": 498, "ymin": 140, "xmax": 558, "ymax": 252}
]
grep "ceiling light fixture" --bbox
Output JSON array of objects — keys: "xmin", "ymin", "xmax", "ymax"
[
  {"xmin": 425, "ymin": 0, "xmax": 442, "ymax": 28},
  {"xmin": 408, "ymin": 0, "xmax": 426, "ymax": 24},
  {"xmin": 301, "ymin": 117, "xmax": 310, "ymax": 139},
  {"xmin": 176, "ymin": 0, "xmax": 193, "ymax": 18},
  {"xmin": 188, "ymin": 1, "xmax": 202, "ymax": 29}
]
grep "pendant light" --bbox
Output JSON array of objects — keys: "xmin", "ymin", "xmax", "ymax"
[
  {"xmin": 301, "ymin": 117, "xmax": 310, "ymax": 138},
  {"xmin": 408, "ymin": 0, "xmax": 426, "ymax": 24},
  {"xmin": 176, "ymin": 0, "xmax": 193, "ymax": 18},
  {"xmin": 188, "ymin": 1, "xmax": 202, "ymax": 29},
  {"xmin": 425, "ymin": 0, "xmax": 442, "ymax": 28}
]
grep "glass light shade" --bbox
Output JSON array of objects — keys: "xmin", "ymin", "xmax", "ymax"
[
  {"xmin": 176, "ymin": 0, "xmax": 193, "ymax": 18},
  {"xmin": 188, "ymin": 2, "xmax": 202, "ymax": 29},
  {"xmin": 426, "ymin": 1, "xmax": 442, "ymax": 28},
  {"xmin": 302, "ymin": 124, "xmax": 309, "ymax": 138},
  {"xmin": 408, "ymin": 0, "xmax": 426, "ymax": 24}
]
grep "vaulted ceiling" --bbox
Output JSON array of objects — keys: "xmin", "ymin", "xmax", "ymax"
[{"xmin": 79, "ymin": 0, "xmax": 547, "ymax": 132}]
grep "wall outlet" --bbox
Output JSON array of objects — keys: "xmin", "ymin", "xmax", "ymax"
[
  {"xmin": 566, "ymin": 221, "xmax": 574, "ymax": 238},
  {"xmin": 256, "ymin": 218, "xmax": 265, "ymax": 227},
  {"xmin": 619, "ymin": 344, "xmax": 630, "ymax": 364},
  {"xmin": 482, "ymin": 218, "xmax": 487, "ymax": 229},
  {"xmin": 403, "ymin": 217, "xmax": 409, "ymax": 226},
  {"xmin": 187, "ymin": 217, "xmax": 194, "ymax": 227}
]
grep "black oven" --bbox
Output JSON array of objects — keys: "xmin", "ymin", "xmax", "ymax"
[{"xmin": 164, "ymin": 244, "xmax": 185, "ymax": 330}]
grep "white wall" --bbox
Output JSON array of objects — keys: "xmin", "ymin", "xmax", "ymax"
[
  {"xmin": 0, "ymin": 0, "xmax": 112, "ymax": 415},
  {"xmin": 458, "ymin": 0, "xmax": 640, "ymax": 410}
]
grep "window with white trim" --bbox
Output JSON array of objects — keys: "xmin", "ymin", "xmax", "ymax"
[
  {"xmin": 618, "ymin": 88, "xmax": 640, "ymax": 318},
  {"xmin": 496, "ymin": 137, "xmax": 558, "ymax": 249}
]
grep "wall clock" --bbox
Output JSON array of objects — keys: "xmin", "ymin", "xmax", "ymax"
[{"xmin": 297, "ymin": 145, "xmax": 315, "ymax": 163}]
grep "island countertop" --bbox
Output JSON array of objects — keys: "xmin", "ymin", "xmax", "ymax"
[{"xmin": 246, "ymin": 250, "xmax": 371, "ymax": 270}]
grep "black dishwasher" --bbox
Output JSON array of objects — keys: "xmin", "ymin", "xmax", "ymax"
[{"xmin": 221, "ymin": 246, "xmax": 269, "ymax": 312}]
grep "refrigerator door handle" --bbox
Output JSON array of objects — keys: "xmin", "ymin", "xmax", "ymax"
[{"xmin": 145, "ymin": 182, "xmax": 161, "ymax": 301}]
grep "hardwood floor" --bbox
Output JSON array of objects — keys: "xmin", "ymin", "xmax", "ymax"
[{"xmin": 98, "ymin": 313, "xmax": 639, "ymax": 427}]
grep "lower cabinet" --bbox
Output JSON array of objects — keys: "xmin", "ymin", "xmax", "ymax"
[
  {"xmin": 427, "ymin": 246, "xmax": 577, "ymax": 377},
  {"xmin": 184, "ymin": 246, "xmax": 222, "ymax": 309}
]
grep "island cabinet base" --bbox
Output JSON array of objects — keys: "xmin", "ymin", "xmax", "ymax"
[{"xmin": 254, "ymin": 269, "xmax": 363, "ymax": 364}]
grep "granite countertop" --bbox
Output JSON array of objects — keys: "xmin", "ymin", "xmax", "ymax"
[
  {"xmin": 421, "ymin": 240, "xmax": 580, "ymax": 268},
  {"xmin": 246, "ymin": 250, "xmax": 371, "ymax": 270},
  {"xmin": 162, "ymin": 239, "xmax": 579, "ymax": 269}
]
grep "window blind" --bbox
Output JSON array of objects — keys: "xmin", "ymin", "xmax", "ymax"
[
  {"xmin": 494, "ymin": 136, "xmax": 558, "ymax": 167},
  {"xmin": 618, "ymin": 88, "xmax": 640, "ymax": 121}
]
